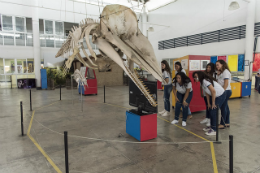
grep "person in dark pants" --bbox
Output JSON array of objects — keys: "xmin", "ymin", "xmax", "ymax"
[
  {"xmin": 216, "ymin": 60, "xmax": 232, "ymax": 129},
  {"xmin": 200, "ymin": 63, "xmax": 217, "ymax": 127},
  {"xmin": 171, "ymin": 72, "xmax": 193, "ymax": 127},
  {"xmin": 193, "ymin": 71, "xmax": 226, "ymax": 136},
  {"xmin": 159, "ymin": 60, "xmax": 173, "ymax": 117}
]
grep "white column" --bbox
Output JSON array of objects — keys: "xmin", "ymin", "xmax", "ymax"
[
  {"xmin": 32, "ymin": 0, "xmax": 41, "ymax": 88},
  {"xmin": 244, "ymin": 0, "xmax": 256, "ymax": 80},
  {"xmin": 142, "ymin": 5, "xmax": 147, "ymax": 37}
]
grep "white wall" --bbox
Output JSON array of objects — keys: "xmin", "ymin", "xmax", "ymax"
[{"xmin": 148, "ymin": 0, "xmax": 260, "ymax": 63}]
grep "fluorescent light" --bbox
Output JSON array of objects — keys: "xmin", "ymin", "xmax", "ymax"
[{"xmin": 0, "ymin": 33, "xmax": 20, "ymax": 37}]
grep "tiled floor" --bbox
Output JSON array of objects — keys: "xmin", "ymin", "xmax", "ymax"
[{"xmin": 0, "ymin": 86, "xmax": 260, "ymax": 173}]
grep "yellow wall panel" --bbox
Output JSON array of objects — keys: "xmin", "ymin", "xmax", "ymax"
[{"xmin": 228, "ymin": 55, "xmax": 238, "ymax": 72}]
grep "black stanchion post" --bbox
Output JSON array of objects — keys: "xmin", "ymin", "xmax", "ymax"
[
  {"xmin": 64, "ymin": 131, "xmax": 69, "ymax": 173},
  {"xmin": 30, "ymin": 89, "xmax": 32, "ymax": 111},
  {"xmin": 216, "ymin": 107, "xmax": 221, "ymax": 144},
  {"xmin": 60, "ymin": 85, "xmax": 61, "ymax": 101},
  {"xmin": 229, "ymin": 135, "xmax": 233, "ymax": 173},
  {"xmin": 104, "ymin": 85, "xmax": 106, "ymax": 103},
  {"xmin": 20, "ymin": 101, "xmax": 24, "ymax": 136}
]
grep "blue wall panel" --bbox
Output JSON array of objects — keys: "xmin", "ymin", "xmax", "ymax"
[
  {"xmin": 238, "ymin": 54, "xmax": 245, "ymax": 71},
  {"xmin": 211, "ymin": 56, "xmax": 217, "ymax": 64}
]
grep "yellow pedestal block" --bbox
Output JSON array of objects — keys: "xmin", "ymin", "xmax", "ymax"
[{"xmin": 230, "ymin": 82, "xmax": 241, "ymax": 98}]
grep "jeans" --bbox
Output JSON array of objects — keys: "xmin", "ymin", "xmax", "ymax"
[
  {"xmin": 209, "ymin": 92, "xmax": 226, "ymax": 131},
  {"xmin": 188, "ymin": 107, "xmax": 192, "ymax": 115},
  {"xmin": 203, "ymin": 97, "xmax": 210, "ymax": 119},
  {"xmin": 163, "ymin": 84, "xmax": 173, "ymax": 112},
  {"xmin": 175, "ymin": 91, "xmax": 193, "ymax": 122},
  {"xmin": 220, "ymin": 90, "xmax": 232, "ymax": 125}
]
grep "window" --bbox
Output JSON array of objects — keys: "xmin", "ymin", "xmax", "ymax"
[
  {"xmin": 0, "ymin": 14, "xmax": 2, "ymax": 31},
  {"xmin": 55, "ymin": 21, "xmax": 63, "ymax": 35},
  {"xmin": 0, "ymin": 58, "xmax": 4, "ymax": 74},
  {"xmin": 16, "ymin": 33, "xmax": 26, "ymax": 46},
  {"xmin": 0, "ymin": 34, "xmax": 3, "ymax": 45},
  {"xmin": 17, "ymin": 59, "xmax": 27, "ymax": 73},
  {"xmin": 27, "ymin": 59, "xmax": 34, "ymax": 73},
  {"xmin": 5, "ymin": 59, "xmax": 15, "ymax": 73},
  {"xmin": 26, "ymin": 34, "xmax": 33, "ymax": 46},
  {"xmin": 3, "ymin": 33, "xmax": 14, "ymax": 45},
  {"xmin": 15, "ymin": 17, "xmax": 25, "ymax": 32},
  {"xmin": 2, "ymin": 15, "xmax": 13, "ymax": 31},
  {"xmin": 39, "ymin": 19, "xmax": 44, "ymax": 34},
  {"xmin": 26, "ymin": 18, "xmax": 32, "ymax": 33},
  {"xmin": 46, "ymin": 35, "xmax": 54, "ymax": 47},
  {"xmin": 45, "ymin": 20, "xmax": 53, "ymax": 34}
]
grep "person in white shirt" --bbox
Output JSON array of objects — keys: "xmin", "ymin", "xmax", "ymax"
[
  {"xmin": 216, "ymin": 60, "xmax": 232, "ymax": 129},
  {"xmin": 175, "ymin": 62, "xmax": 192, "ymax": 119},
  {"xmin": 193, "ymin": 71, "xmax": 226, "ymax": 136},
  {"xmin": 171, "ymin": 72, "xmax": 193, "ymax": 127},
  {"xmin": 159, "ymin": 60, "xmax": 173, "ymax": 117},
  {"xmin": 175, "ymin": 62, "xmax": 186, "ymax": 75},
  {"xmin": 200, "ymin": 63, "xmax": 217, "ymax": 127}
]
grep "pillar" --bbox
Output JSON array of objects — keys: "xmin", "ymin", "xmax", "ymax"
[
  {"xmin": 244, "ymin": 0, "xmax": 256, "ymax": 80},
  {"xmin": 32, "ymin": 0, "xmax": 41, "ymax": 88}
]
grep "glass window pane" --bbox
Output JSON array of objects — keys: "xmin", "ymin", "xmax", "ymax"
[
  {"xmin": 0, "ymin": 58, "xmax": 4, "ymax": 74},
  {"xmin": 46, "ymin": 35, "xmax": 54, "ymax": 47},
  {"xmin": 26, "ymin": 18, "xmax": 32, "ymax": 33},
  {"xmin": 1, "ymin": 75, "xmax": 11, "ymax": 88},
  {"xmin": 55, "ymin": 21, "xmax": 63, "ymax": 35},
  {"xmin": 0, "ymin": 14, "xmax": 2, "ymax": 31},
  {"xmin": 17, "ymin": 60, "xmax": 27, "ymax": 73},
  {"xmin": 15, "ymin": 17, "xmax": 25, "ymax": 32},
  {"xmin": 26, "ymin": 34, "xmax": 33, "ymax": 46},
  {"xmin": 27, "ymin": 59, "xmax": 34, "ymax": 73},
  {"xmin": 5, "ymin": 59, "xmax": 15, "ymax": 73},
  {"xmin": 0, "ymin": 34, "xmax": 3, "ymax": 45},
  {"xmin": 55, "ymin": 36, "xmax": 64, "ymax": 48},
  {"xmin": 3, "ymin": 15, "xmax": 13, "ymax": 31},
  {"xmin": 40, "ymin": 35, "xmax": 46, "ymax": 47},
  {"xmin": 45, "ymin": 20, "xmax": 53, "ymax": 34},
  {"xmin": 39, "ymin": 19, "xmax": 44, "ymax": 34},
  {"xmin": 16, "ymin": 33, "xmax": 25, "ymax": 46},
  {"xmin": 3, "ymin": 33, "xmax": 14, "ymax": 45}
]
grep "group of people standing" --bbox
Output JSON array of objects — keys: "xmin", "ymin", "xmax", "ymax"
[{"xmin": 160, "ymin": 60, "xmax": 232, "ymax": 136}]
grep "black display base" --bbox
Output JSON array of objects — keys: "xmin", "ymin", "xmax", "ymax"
[{"xmin": 36, "ymin": 87, "xmax": 42, "ymax": 90}]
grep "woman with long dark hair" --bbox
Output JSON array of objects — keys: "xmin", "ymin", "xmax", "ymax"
[
  {"xmin": 171, "ymin": 72, "xmax": 193, "ymax": 127},
  {"xmin": 193, "ymin": 71, "xmax": 226, "ymax": 136},
  {"xmin": 159, "ymin": 60, "xmax": 172, "ymax": 116},
  {"xmin": 175, "ymin": 61, "xmax": 192, "ymax": 118},
  {"xmin": 200, "ymin": 63, "xmax": 216, "ymax": 126},
  {"xmin": 215, "ymin": 60, "xmax": 232, "ymax": 129},
  {"xmin": 175, "ymin": 62, "xmax": 186, "ymax": 75}
]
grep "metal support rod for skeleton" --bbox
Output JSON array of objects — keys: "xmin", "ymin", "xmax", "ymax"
[
  {"xmin": 71, "ymin": 75, "xmax": 73, "ymax": 104},
  {"xmin": 81, "ymin": 82, "xmax": 83, "ymax": 112},
  {"xmin": 60, "ymin": 85, "xmax": 62, "ymax": 100}
]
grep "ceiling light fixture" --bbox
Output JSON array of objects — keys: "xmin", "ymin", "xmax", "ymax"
[
  {"xmin": 148, "ymin": 26, "xmax": 154, "ymax": 32},
  {"xmin": 228, "ymin": 1, "xmax": 240, "ymax": 11}
]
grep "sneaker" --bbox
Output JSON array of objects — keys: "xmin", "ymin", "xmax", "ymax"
[
  {"xmin": 159, "ymin": 109, "xmax": 166, "ymax": 115},
  {"xmin": 203, "ymin": 127, "xmax": 211, "ymax": 132},
  {"xmin": 188, "ymin": 115, "xmax": 193, "ymax": 119},
  {"xmin": 162, "ymin": 111, "xmax": 170, "ymax": 117},
  {"xmin": 205, "ymin": 129, "xmax": 216, "ymax": 136},
  {"xmin": 200, "ymin": 118, "xmax": 208, "ymax": 124},
  {"xmin": 171, "ymin": 120, "xmax": 179, "ymax": 125},
  {"xmin": 206, "ymin": 119, "xmax": 211, "ymax": 127},
  {"xmin": 182, "ymin": 121, "xmax": 186, "ymax": 127}
]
